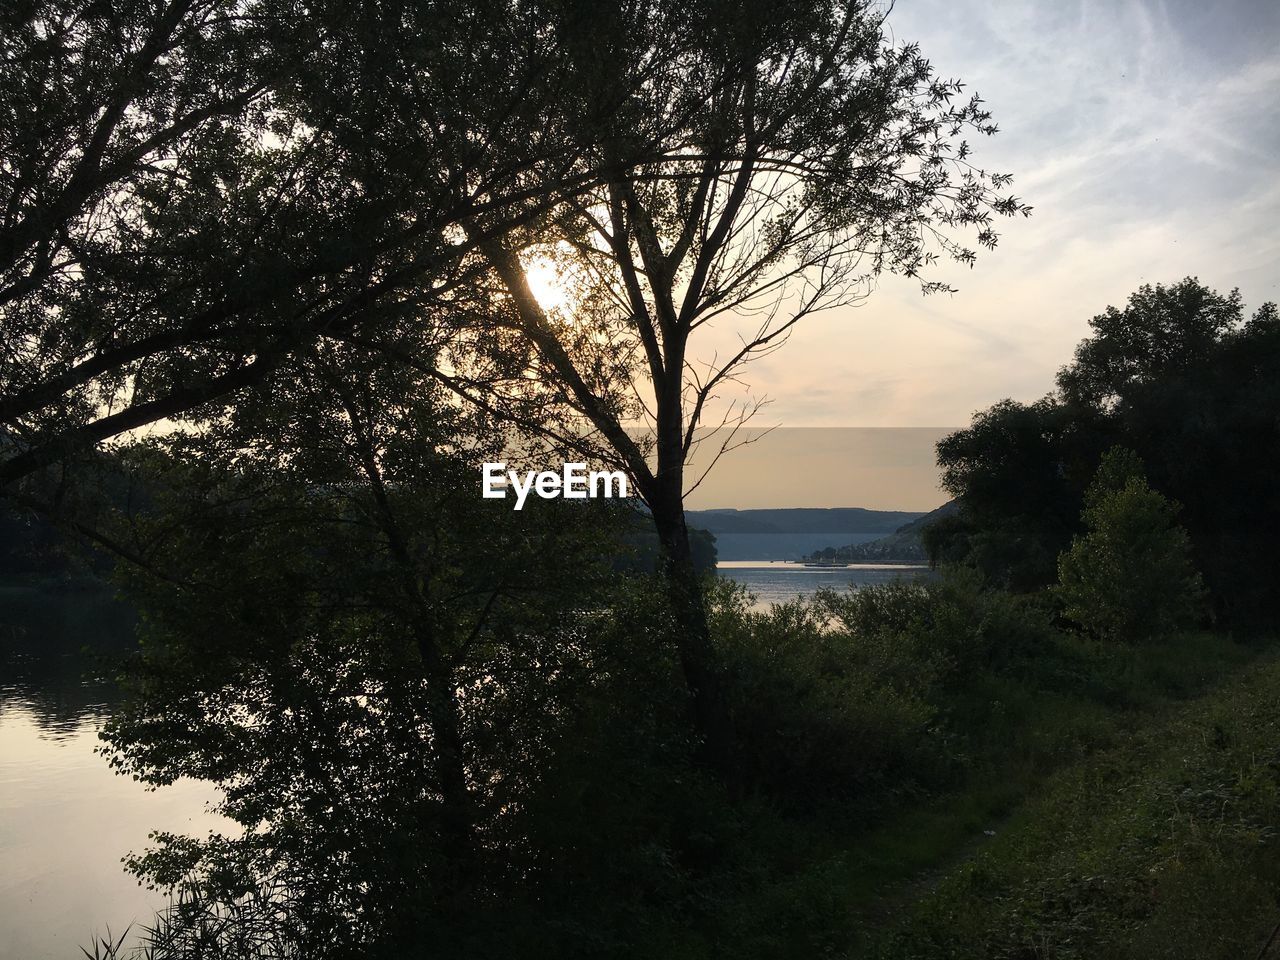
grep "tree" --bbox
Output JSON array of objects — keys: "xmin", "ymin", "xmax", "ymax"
[
  {"xmin": 1, "ymin": 0, "xmax": 282, "ymax": 480},
  {"xmin": 5, "ymin": 0, "xmax": 1028, "ymax": 777},
  {"xmin": 98, "ymin": 331, "xmax": 637, "ymax": 952},
  {"xmin": 0, "ymin": 0, "xmax": 669, "ymax": 489},
  {"xmin": 1055, "ymin": 280, "xmax": 1280, "ymax": 625},
  {"xmin": 934, "ymin": 278, "xmax": 1279, "ymax": 626},
  {"xmin": 447, "ymin": 0, "xmax": 1029, "ymax": 765},
  {"xmin": 0, "ymin": 0, "xmax": 268, "ymax": 307},
  {"xmin": 1056, "ymin": 448, "xmax": 1206, "ymax": 643},
  {"xmin": 1056, "ymin": 278, "xmax": 1244, "ymax": 410},
  {"xmin": 934, "ymin": 397, "xmax": 1110, "ymax": 589}
]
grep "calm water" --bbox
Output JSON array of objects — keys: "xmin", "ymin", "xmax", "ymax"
[
  {"xmin": 705, "ymin": 531, "xmax": 883, "ymax": 561},
  {"xmin": 0, "ymin": 566, "xmax": 922, "ymax": 958},
  {"xmin": 0, "ymin": 583, "xmax": 224, "ymax": 960},
  {"xmin": 718, "ymin": 560, "xmax": 933, "ymax": 608}
]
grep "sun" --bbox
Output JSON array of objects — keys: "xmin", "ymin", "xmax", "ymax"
[{"xmin": 523, "ymin": 256, "xmax": 571, "ymax": 314}]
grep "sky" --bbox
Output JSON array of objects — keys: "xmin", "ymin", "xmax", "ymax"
[
  {"xmin": 705, "ymin": 0, "xmax": 1280, "ymax": 429},
  {"xmin": 687, "ymin": 0, "xmax": 1280, "ymax": 508},
  {"xmin": 681, "ymin": 428, "xmax": 955, "ymax": 511}
]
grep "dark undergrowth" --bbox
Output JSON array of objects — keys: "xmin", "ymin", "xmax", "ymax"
[{"xmin": 85, "ymin": 571, "xmax": 1277, "ymax": 959}]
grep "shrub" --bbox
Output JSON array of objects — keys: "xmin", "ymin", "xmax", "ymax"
[
  {"xmin": 709, "ymin": 581, "xmax": 940, "ymax": 807},
  {"xmin": 708, "ymin": 571, "xmax": 1058, "ymax": 808},
  {"xmin": 1056, "ymin": 448, "xmax": 1207, "ymax": 643},
  {"xmin": 813, "ymin": 567, "xmax": 1056, "ymax": 684}
]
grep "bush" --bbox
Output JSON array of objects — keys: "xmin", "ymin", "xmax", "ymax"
[
  {"xmin": 711, "ymin": 583, "xmax": 939, "ymax": 806},
  {"xmin": 706, "ymin": 571, "xmax": 1058, "ymax": 809},
  {"xmin": 1056, "ymin": 448, "xmax": 1207, "ymax": 643},
  {"xmin": 813, "ymin": 567, "xmax": 1057, "ymax": 685}
]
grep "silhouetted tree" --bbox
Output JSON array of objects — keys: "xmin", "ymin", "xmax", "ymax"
[
  {"xmin": 451, "ymin": 0, "xmax": 1029, "ymax": 765},
  {"xmin": 0, "ymin": 1, "xmax": 667, "ymax": 488},
  {"xmin": 934, "ymin": 397, "xmax": 1107, "ymax": 589},
  {"xmin": 99, "ymin": 334, "xmax": 634, "ymax": 952},
  {"xmin": 935, "ymin": 278, "xmax": 1279, "ymax": 626}
]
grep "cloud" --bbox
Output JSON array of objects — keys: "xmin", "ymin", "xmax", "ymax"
[{"xmin": 687, "ymin": 0, "xmax": 1280, "ymax": 428}]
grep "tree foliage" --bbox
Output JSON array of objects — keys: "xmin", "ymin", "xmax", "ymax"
[
  {"xmin": 935, "ymin": 278, "xmax": 1279, "ymax": 627},
  {"xmin": 1056, "ymin": 448, "xmax": 1206, "ymax": 643},
  {"xmin": 445, "ymin": 0, "xmax": 1029, "ymax": 765},
  {"xmin": 98, "ymin": 334, "xmax": 653, "ymax": 954},
  {"xmin": 0, "ymin": 0, "xmax": 669, "ymax": 486},
  {"xmin": 0, "ymin": 5, "xmax": 1040, "ymax": 953}
]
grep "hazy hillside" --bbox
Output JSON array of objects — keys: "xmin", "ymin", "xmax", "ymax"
[
  {"xmin": 686, "ymin": 507, "xmax": 930, "ymax": 561},
  {"xmin": 803, "ymin": 500, "xmax": 959, "ymax": 564},
  {"xmin": 686, "ymin": 507, "xmax": 925, "ymax": 534}
]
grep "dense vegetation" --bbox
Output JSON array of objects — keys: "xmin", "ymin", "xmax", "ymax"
[
  {"xmin": 68, "ymin": 276, "xmax": 1274, "ymax": 960},
  {"xmin": 78, "ymin": 563, "xmax": 1279, "ymax": 959},
  {"xmin": 1, "ymin": 1, "xmax": 1276, "ymax": 957},
  {"xmin": 929, "ymin": 278, "xmax": 1280, "ymax": 629},
  {"xmin": 878, "ymin": 651, "xmax": 1280, "ymax": 959}
]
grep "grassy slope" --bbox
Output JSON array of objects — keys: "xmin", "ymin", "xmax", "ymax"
[
  {"xmin": 869, "ymin": 646, "xmax": 1280, "ymax": 959},
  {"xmin": 658, "ymin": 631, "xmax": 1277, "ymax": 959}
]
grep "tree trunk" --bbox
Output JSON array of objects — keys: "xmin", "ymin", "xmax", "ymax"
[
  {"xmin": 412, "ymin": 617, "xmax": 474, "ymax": 873},
  {"xmin": 649, "ymin": 489, "xmax": 735, "ymax": 775}
]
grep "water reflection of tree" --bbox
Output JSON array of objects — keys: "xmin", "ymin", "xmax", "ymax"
[{"xmin": 0, "ymin": 580, "xmax": 135, "ymax": 733}]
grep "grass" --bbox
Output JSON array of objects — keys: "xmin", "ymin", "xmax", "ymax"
[
  {"xmin": 656, "ymin": 626, "xmax": 1273, "ymax": 959},
  {"xmin": 867, "ymin": 644, "xmax": 1280, "ymax": 958}
]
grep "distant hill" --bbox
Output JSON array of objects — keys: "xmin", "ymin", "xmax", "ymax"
[
  {"xmin": 802, "ymin": 501, "xmax": 959, "ymax": 565},
  {"xmin": 686, "ymin": 507, "xmax": 925, "ymax": 535},
  {"xmin": 685, "ymin": 507, "xmax": 930, "ymax": 561}
]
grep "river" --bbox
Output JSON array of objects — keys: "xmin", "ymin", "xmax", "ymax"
[
  {"xmin": 0, "ymin": 581, "xmax": 223, "ymax": 960},
  {"xmin": 717, "ymin": 560, "xmax": 932, "ymax": 608}
]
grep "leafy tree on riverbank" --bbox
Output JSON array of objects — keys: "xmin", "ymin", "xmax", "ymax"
[
  {"xmin": 2, "ymin": 0, "xmax": 1027, "ymax": 778},
  {"xmin": 98, "ymin": 341, "xmax": 646, "ymax": 954},
  {"xmin": 458, "ymin": 0, "xmax": 1029, "ymax": 768},
  {"xmin": 0, "ymin": 0, "xmax": 688, "ymax": 488}
]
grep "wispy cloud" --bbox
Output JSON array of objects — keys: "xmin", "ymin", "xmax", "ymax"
[{"xmin": 698, "ymin": 0, "xmax": 1280, "ymax": 427}]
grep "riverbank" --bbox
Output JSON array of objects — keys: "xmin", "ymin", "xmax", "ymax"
[
  {"xmin": 8, "ymin": 571, "xmax": 1277, "ymax": 959},
  {"xmin": 649, "ymin": 580, "xmax": 1277, "ymax": 958}
]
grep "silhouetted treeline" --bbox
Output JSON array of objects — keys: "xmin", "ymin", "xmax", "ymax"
[{"xmin": 929, "ymin": 278, "xmax": 1280, "ymax": 629}]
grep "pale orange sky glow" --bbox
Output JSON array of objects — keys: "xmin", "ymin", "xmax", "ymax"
[
  {"xmin": 688, "ymin": 0, "xmax": 1279, "ymax": 432},
  {"xmin": 682, "ymin": 428, "xmax": 955, "ymax": 512}
]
